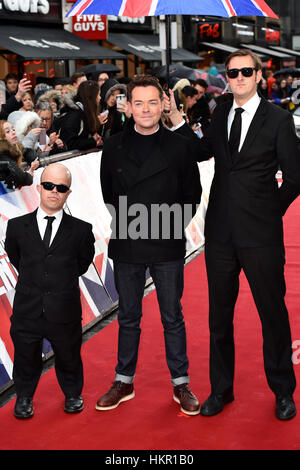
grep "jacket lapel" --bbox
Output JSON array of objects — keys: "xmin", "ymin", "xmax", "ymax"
[
  {"xmin": 219, "ymin": 101, "xmax": 233, "ymax": 166},
  {"xmin": 238, "ymin": 98, "xmax": 267, "ymax": 157},
  {"xmin": 24, "ymin": 209, "xmax": 44, "ymax": 247},
  {"xmin": 49, "ymin": 211, "xmax": 72, "ymax": 252},
  {"xmin": 117, "ymin": 122, "xmax": 169, "ymax": 190}
]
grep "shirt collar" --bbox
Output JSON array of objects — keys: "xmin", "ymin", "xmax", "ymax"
[
  {"xmin": 232, "ymin": 92, "xmax": 261, "ymax": 115},
  {"xmin": 37, "ymin": 206, "xmax": 63, "ymax": 223}
]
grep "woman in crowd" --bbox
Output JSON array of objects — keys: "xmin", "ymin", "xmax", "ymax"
[
  {"xmin": 277, "ymin": 78, "xmax": 291, "ymax": 110},
  {"xmin": 19, "ymin": 92, "xmax": 34, "ymax": 112},
  {"xmin": 0, "ymin": 120, "xmax": 39, "ymax": 188},
  {"xmin": 99, "ymin": 78, "xmax": 130, "ymax": 141},
  {"xmin": 58, "ymin": 80, "xmax": 102, "ymax": 151}
]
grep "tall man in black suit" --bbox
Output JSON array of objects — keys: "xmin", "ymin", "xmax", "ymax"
[
  {"xmin": 96, "ymin": 75, "xmax": 201, "ymax": 415},
  {"xmin": 5, "ymin": 163, "xmax": 95, "ymax": 418},
  {"xmin": 166, "ymin": 49, "xmax": 300, "ymax": 420}
]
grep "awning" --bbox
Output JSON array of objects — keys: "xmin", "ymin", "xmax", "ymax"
[
  {"xmin": 107, "ymin": 33, "xmax": 202, "ymax": 62},
  {"xmin": 0, "ymin": 25, "xmax": 126, "ymax": 60},
  {"xmin": 240, "ymin": 43, "xmax": 295, "ymax": 60},
  {"xmin": 269, "ymin": 46, "xmax": 300, "ymax": 58},
  {"xmin": 200, "ymin": 42, "xmax": 267, "ymax": 59}
]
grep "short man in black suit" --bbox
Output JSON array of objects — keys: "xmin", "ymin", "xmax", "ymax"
[
  {"xmin": 166, "ymin": 49, "xmax": 300, "ymax": 420},
  {"xmin": 5, "ymin": 163, "xmax": 95, "ymax": 418}
]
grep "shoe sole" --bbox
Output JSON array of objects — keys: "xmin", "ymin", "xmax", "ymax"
[
  {"xmin": 275, "ymin": 409, "xmax": 297, "ymax": 420},
  {"xmin": 64, "ymin": 404, "xmax": 84, "ymax": 413},
  {"xmin": 95, "ymin": 391, "xmax": 135, "ymax": 411},
  {"xmin": 14, "ymin": 410, "xmax": 34, "ymax": 419},
  {"xmin": 173, "ymin": 395, "xmax": 200, "ymax": 416},
  {"xmin": 200, "ymin": 395, "xmax": 234, "ymax": 417}
]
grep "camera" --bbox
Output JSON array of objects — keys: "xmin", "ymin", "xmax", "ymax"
[{"xmin": 0, "ymin": 161, "xmax": 20, "ymax": 189}]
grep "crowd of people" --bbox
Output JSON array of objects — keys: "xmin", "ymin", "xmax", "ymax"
[{"xmin": 0, "ymin": 66, "xmax": 299, "ymax": 190}]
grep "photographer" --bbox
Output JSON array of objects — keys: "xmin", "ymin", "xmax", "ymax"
[{"xmin": 0, "ymin": 120, "xmax": 39, "ymax": 189}]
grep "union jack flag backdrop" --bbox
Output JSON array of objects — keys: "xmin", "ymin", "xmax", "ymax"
[
  {"xmin": 0, "ymin": 152, "xmax": 210, "ymax": 390},
  {"xmin": 67, "ymin": 0, "xmax": 278, "ymax": 19}
]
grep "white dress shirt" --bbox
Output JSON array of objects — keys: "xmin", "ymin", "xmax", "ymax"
[
  {"xmin": 227, "ymin": 92, "xmax": 261, "ymax": 152},
  {"xmin": 36, "ymin": 207, "xmax": 63, "ymax": 246}
]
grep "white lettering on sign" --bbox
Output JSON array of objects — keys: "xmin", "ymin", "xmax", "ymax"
[
  {"xmin": 108, "ymin": 15, "xmax": 145, "ymax": 24},
  {"xmin": 74, "ymin": 21, "xmax": 105, "ymax": 33},
  {"xmin": 1, "ymin": 0, "xmax": 49, "ymax": 14},
  {"xmin": 9, "ymin": 36, "xmax": 80, "ymax": 50}
]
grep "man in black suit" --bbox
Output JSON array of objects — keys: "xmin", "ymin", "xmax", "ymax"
[
  {"xmin": 5, "ymin": 163, "xmax": 95, "ymax": 418},
  {"xmin": 96, "ymin": 75, "xmax": 201, "ymax": 415},
  {"xmin": 166, "ymin": 49, "xmax": 300, "ymax": 420}
]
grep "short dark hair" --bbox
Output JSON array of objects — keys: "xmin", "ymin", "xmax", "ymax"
[
  {"xmin": 195, "ymin": 78, "xmax": 208, "ymax": 90},
  {"xmin": 127, "ymin": 75, "xmax": 163, "ymax": 102},
  {"xmin": 225, "ymin": 49, "xmax": 262, "ymax": 71},
  {"xmin": 181, "ymin": 86, "xmax": 199, "ymax": 98},
  {"xmin": 69, "ymin": 72, "xmax": 86, "ymax": 85},
  {"xmin": 4, "ymin": 73, "xmax": 18, "ymax": 84}
]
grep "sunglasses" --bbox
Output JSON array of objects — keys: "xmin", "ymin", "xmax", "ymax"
[
  {"xmin": 226, "ymin": 67, "xmax": 257, "ymax": 79},
  {"xmin": 41, "ymin": 181, "xmax": 70, "ymax": 193}
]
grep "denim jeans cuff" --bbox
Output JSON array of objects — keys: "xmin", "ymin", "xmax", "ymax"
[
  {"xmin": 171, "ymin": 376, "xmax": 190, "ymax": 386},
  {"xmin": 115, "ymin": 373, "xmax": 135, "ymax": 384}
]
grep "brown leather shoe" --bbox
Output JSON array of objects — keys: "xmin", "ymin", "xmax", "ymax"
[
  {"xmin": 173, "ymin": 384, "xmax": 200, "ymax": 415},
  {"xmin": 95, "ymin": 381, "xmax": 135, "ymax": 411}
]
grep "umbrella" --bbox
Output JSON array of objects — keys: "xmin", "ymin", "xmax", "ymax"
[
  {"xmin": 274, "ymin": 68, "xmax": 300, "ymax": 77},
  {"xmin": 153, "ymin": 64, "xmax": 205, "ymax": 82},
  {"xmin": 199, "ymin": 72, "xmax": 226, "ymax": 89},
  {"xmin": 66, "ymin": 0, "xmax": 278, "ymax": 87},
  {"xmin": 77, "ymin": 63, "xmax": 121, "ymax": 74}
]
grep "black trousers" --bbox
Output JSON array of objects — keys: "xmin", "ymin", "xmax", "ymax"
[
  {"xmin": 205, "ymin": 240, "xmax": 296, "ymax": 397},
  {"xmin": 10, "ymin": 313, "xmax": 83, "ymax": 398}
]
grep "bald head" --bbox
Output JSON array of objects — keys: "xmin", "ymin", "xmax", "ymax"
[
  {"xmin": 37, "ymin": 163, "xmax": 72, "ymax": 215},
  {"xmin": 41, "ymin": 163, "xmax": 72, "ymax": 187}
]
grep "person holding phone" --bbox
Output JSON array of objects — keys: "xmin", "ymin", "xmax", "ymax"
[
  {"xmin": 99, "ymin": 79, "xmax": 131, "ymax": 141},
  {"xmin": 0, "ymin": 120, "xmax": 39, "ymax": 188}
]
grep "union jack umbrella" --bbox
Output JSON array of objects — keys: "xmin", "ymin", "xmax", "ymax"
[
  {"xmin": 66, "ymin": 0, "xmax": 278, "ymax": 19},
  {"xmin": 66, "ymin": 0, "xmax": 278, "ymax": 88}
]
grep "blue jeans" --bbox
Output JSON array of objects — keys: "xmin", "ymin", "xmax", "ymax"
[{"xmin": 113, "ymin": 259, "xmax": 189, "ymax": 386}]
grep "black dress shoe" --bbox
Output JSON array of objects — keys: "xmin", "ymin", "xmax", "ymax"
[
  {"xmin": 200, "ymin": 391, "xmax": 234, "ymax": 416},
  {"xmin": 14, "ymin": 397, "xmax": 34, "ymax": 419},
  {"xmin": 64, "ymin": 396, "xmax": 84, "ymax": 413},
  {"xmin": 275, "ymin": 395, "xmax": 296, "ymax": 420}
]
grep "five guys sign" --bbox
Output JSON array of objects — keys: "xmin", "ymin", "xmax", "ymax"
[{"xmin": 72, "ymin": 14, "xmax": 107, "ymax": 40}]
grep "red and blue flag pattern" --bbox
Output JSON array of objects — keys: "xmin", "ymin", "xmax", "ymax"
[{"xmin": 67, "ymin": 0, "xmax": 278, "ymax": 19}]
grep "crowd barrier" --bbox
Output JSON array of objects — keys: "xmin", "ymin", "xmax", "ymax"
[{"xmin": 0, "ymin": 149, "xmax": 215, "ymax": 393}]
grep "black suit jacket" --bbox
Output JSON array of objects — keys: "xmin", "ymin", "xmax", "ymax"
[
  {"xmin": 177, "ymin": 97, "xmax": 300, "ymax": 247},
  {"xmin": 5, "ymin": 210, "xmax": 95, "ymax": 323},
  {"xmin": 100, "ymin": 119, "xmax": 201, "ymax": 263}
]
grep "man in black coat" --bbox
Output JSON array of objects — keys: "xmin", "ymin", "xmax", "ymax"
[
  {"xmin": 96, "ymin": 75, "xmax": 202, "ymax": 415},
  {"xmin": 5, "ymin": 163, "xmax": 95, "ymax": 418},
  {"xmin": 166, "ymin": 49, "xmax": 300, "ymax": 420}
]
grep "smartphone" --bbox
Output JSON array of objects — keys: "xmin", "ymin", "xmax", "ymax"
[
  {"xmin": 39, "ymin": 128, "xmax": 47, "ymax": 145},
  {"xmin": 100, "ymin": 110, "xmax": 109, "ymax": 117},
  {"xmin": 116, "ymin": 94, "xmax": 126, "ymax": 110}
]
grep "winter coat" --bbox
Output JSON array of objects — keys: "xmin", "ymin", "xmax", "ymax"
[
  {"xmin": 0, "ymin": 140, "xmax": 32, "ymax": 188},
  {"xmin": 56, "ymin": 93, "xmax": 98, "ymax": 151}
]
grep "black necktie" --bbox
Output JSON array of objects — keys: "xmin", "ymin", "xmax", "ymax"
[
  {"xmin": 43, "ymin": 216, "xmax": 55, "ymax": 248},
  {"xmin": 229, "ymin": 107, "xmax": 244, "ymax": 155}
]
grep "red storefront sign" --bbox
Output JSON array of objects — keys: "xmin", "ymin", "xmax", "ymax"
[
  {"xmin": 72, "ymin": 15, "xmax": 107, "ymax": 40},
  {"xmin": 199, "ymin": 23, "xmax": 221, "ymax": 41},
  {"xmin": 266, "ymin": 28, "xmax": 280, "ymax": 45}
]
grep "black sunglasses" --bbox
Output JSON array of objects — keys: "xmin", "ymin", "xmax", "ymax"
[
  {"xmin": 226, "ymin": 67, "xmax": 257, "ymax": 79},
  {"xmin": 41, "ymin": 181, "xmax": 70, "ymax": 193}
]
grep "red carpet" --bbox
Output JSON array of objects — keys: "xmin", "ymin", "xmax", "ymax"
[{"xmin": 1, "ymin": 199, "xmax": 300, "ymax": 450}]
